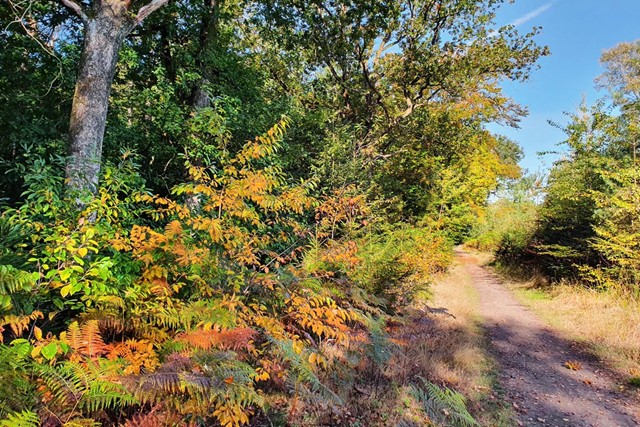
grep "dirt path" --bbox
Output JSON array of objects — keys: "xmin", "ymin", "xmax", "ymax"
[{"xmin": 456, "ymin": 250, "xmax": 639, "ymax": 427}]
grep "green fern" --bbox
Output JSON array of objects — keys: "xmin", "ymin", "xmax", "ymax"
[
  {"xmin": 271, "ymin": 338, "xmax": 342, "ymax": 404},
  {"xmin": 141, "ymin": 302, "xmax": 236, "ymax": 332},
  {"xmin": 361, "ymin": 314, "xmax": 397, "ymax": 365},
  {"xmin": 60, "ymin": 418, "xmax": 101, "ymax": 427},
  {"xmin": 34, "ymin": 360, "xmax": 137, "ymax": 417},
  {"xmin": 178, "ymin": 301, "xmax": 237, "ymax": 330},
  {"xmin": 410, "ymin": 377, "xmax": 479, "ymax": 427},
  {"xmin": 0, "ymin": 410, "xmax": 39, "ymax": 427},
  {"xmin": 0, "ymin": 218, "xmax": 25, "ymax": 267},
  {"xmin": 0, "ymin": 266, "xmax": 38, "ymax": 310},
  {"xmin": 0, "ymin": 343, "xmax": 37, "ymax": 417}
]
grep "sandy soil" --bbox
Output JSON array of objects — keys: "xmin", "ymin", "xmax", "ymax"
[{"xmin": 456, "ymin": 250, "xmax": 639, "ymax": 427}]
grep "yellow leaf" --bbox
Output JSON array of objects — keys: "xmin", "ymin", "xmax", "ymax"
[
  {"xmin": 564, "ymin": 360, "xmax": 582, "ymax": 371},
  {"xmin": 31, "ymin": 346, "xmax": 41, "ymax": 358},
  {"xmin": 78, "ymin": 247, "xmax": 88, "ymax": 257}
]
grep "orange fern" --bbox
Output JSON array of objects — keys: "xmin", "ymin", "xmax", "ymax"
[
  {"xmin": 61, "ymin": 320, "xmax": 108, "ymax": 360},
  {"xmin": 176, "ymin": 327, "xmax": 256, "ymax": 351}
]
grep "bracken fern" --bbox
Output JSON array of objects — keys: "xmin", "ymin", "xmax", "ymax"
[{"xmin": 410, "ymin": 377, "xmax": 479, "ymax": 427}]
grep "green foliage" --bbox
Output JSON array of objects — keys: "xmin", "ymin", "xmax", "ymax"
[
  {"xmin": 360, "ymin": 314, "xmax": 396, "ymax": 366},
  {"xmin": 628, "ymin": 376, "xmax": 640, "ymax": 388},
  {"xmin": 35, "ymin": 360, "xmax": 138, "ymax": 417},
  {"xmin": 271, "ymin": 338, "xmax": 341, "ymax": 404},
  {"xmin": 531, "ymin": 105, "xmax": 617, "ymax": 277},
  {"xmin": 0, "ymin": 411, "xmax": 39, "ymax": 427},
  {"xmin": 410, "ymin": 377, "xmax": 480, "ymax": 427},
  {"xmin": 467, "ymin": 174, "xmax": 541, "ymax": 274},
  {"xmin": 0, "ymin": 267, "xmax": 39, "ymax": 311},
  {"xmin": 595, "ymin": 40, "xmax": 640, "ymax": 108},
  {"xmin": 0, "ymin": 123, "xmax": 410, "ymax": 425},
  {"xmin": 586, "ymin": 166, "xmax": 640, "ymax": 293},
  {"xmin": 0, "ymin": 1, "xmax": 77, "ymax": 202},
  {"xmin": 350, "ymin": 225, "xmax": 452, "ymax": 310},
  {"xmin": 374, "ymin": 108, "xmax": 524, "ymax": 237},
  {"xmin": 488, "ymin": 100, "xmax": 632, "ymax": 280},
  {"xmin": 0, "ymin": 343, "xmax": 36, "ymax": 417}
]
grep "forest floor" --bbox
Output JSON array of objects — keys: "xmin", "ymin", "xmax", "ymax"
[{"xmin": 435, "ymin": 249, "xmax": 640, "ymax": 427}]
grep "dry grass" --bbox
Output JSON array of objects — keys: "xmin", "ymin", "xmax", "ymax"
[
  {"xmin": 503, "ymin": 274, "xmax": 640, "ymax": 380},
  {"xmin": 424, "ymin": 266, "xmax": 485, "ymax": 387}
]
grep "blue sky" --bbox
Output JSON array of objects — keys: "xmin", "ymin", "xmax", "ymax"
[{"xmin": 488, "ymin": 0, "xmax": 640, "ymax": 173}]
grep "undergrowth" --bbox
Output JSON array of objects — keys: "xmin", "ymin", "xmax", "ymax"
[{"xmin": 0, "ymin": 121, "xmax": 463, "ymax": 426}]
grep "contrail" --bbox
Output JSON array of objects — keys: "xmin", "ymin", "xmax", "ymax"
[{"xmin": 511, "ymin": 2, "xmax": 554, "ymax": 27}]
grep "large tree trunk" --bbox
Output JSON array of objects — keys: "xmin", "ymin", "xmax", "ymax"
[
  {"xmin": 62, "ymin": 0, "xmax": 170, "ymax": 196},
  {"xmin": 65, "ymin": 3, "xmax": 132, "ymax": 195}
]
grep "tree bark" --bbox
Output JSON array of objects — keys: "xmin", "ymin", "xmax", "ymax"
[
  {"xmin": 63, "ymin": 0, "xmax": 170, "ymax": 196},
  {"xmin": 65, "ymin": 2, "xmax": 132, "ymax": 195}
]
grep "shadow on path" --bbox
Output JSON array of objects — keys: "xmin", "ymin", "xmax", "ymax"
[{"xmin": 457, "ymin": 250, "xmax": 639, "ymax": 427}]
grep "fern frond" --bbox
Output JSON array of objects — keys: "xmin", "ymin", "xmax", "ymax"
[
  {"xmin": 196, "ymin": 351, "xmax": 255, "ymax": 388},
  {"xmin": 0, "ymin": 265, "xmax": 37, "ymax": 295},
  {"xmin": 271, "ymin": 339, "xmax": 342, "ymax": 405},
  {"xmin": 133, "ymin": 354, "xmax": 211, "ymax": 406},
  {"xmin": 177, "ymin": 327, "xmax": 256, "ymax": 351},
  {"xmin": 180, "ymin": 301, "xmax": 237, "ymax": 330},
  {"xmin": 410, "ymin": 377, "xmax": 479, "ymax": 427},
  {"xmin": 63, "ymin": 321, "xmax": 108, "ymax": 360},
  {"xmin": 0, "ymin": 410, "xmax": 39, "ymax": 427},
  {"xmin": 79, "ymin": 311, "xmax": 126, "ymax": 335},
  {"xmin": 361, "ymin": 314, "xmax": 397, "ymax": 365},
  {"xmin": 0, "ymin": 265, "xmax": 36, "ymax": 320},
  {"xmin": 34, "ymin": 360, "xmax": 137, "ymax": 416},
  {"xmin": 145, "ymin": 306, "xmax": 185, "ymax": 330},
  {"xmin": 0, "ymin": 343, "xmax": 35, "ymax": 417},
  {"xmin": 132, "ymin": 350, "xmax": 265, "ymax": 424},
  {"xmin": 61, "ymin": 418, "xmax": 100, "ymax": 427}
]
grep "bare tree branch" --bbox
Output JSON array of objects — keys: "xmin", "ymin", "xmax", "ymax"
[
  {"xmin": 60, "ymin": 0, "xmax": 88, "ymax": 24},
  {"xmin": 136, "ymin": 0, "xmax": 171, "ymax": 25}
]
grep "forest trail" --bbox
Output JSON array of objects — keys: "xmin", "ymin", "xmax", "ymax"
[{"xmin": 454, "ymin": 250, "xmax": 640, "ymax": 427}]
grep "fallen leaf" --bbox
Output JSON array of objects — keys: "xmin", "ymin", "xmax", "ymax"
[{"xmin": 564, "ymin": 360, "xmax": 582, "ymax": 371}]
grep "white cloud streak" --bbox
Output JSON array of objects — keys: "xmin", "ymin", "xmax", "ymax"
[{"xmin": 511, "ymin": 2, "xmax": 554, "ymax": 27}]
